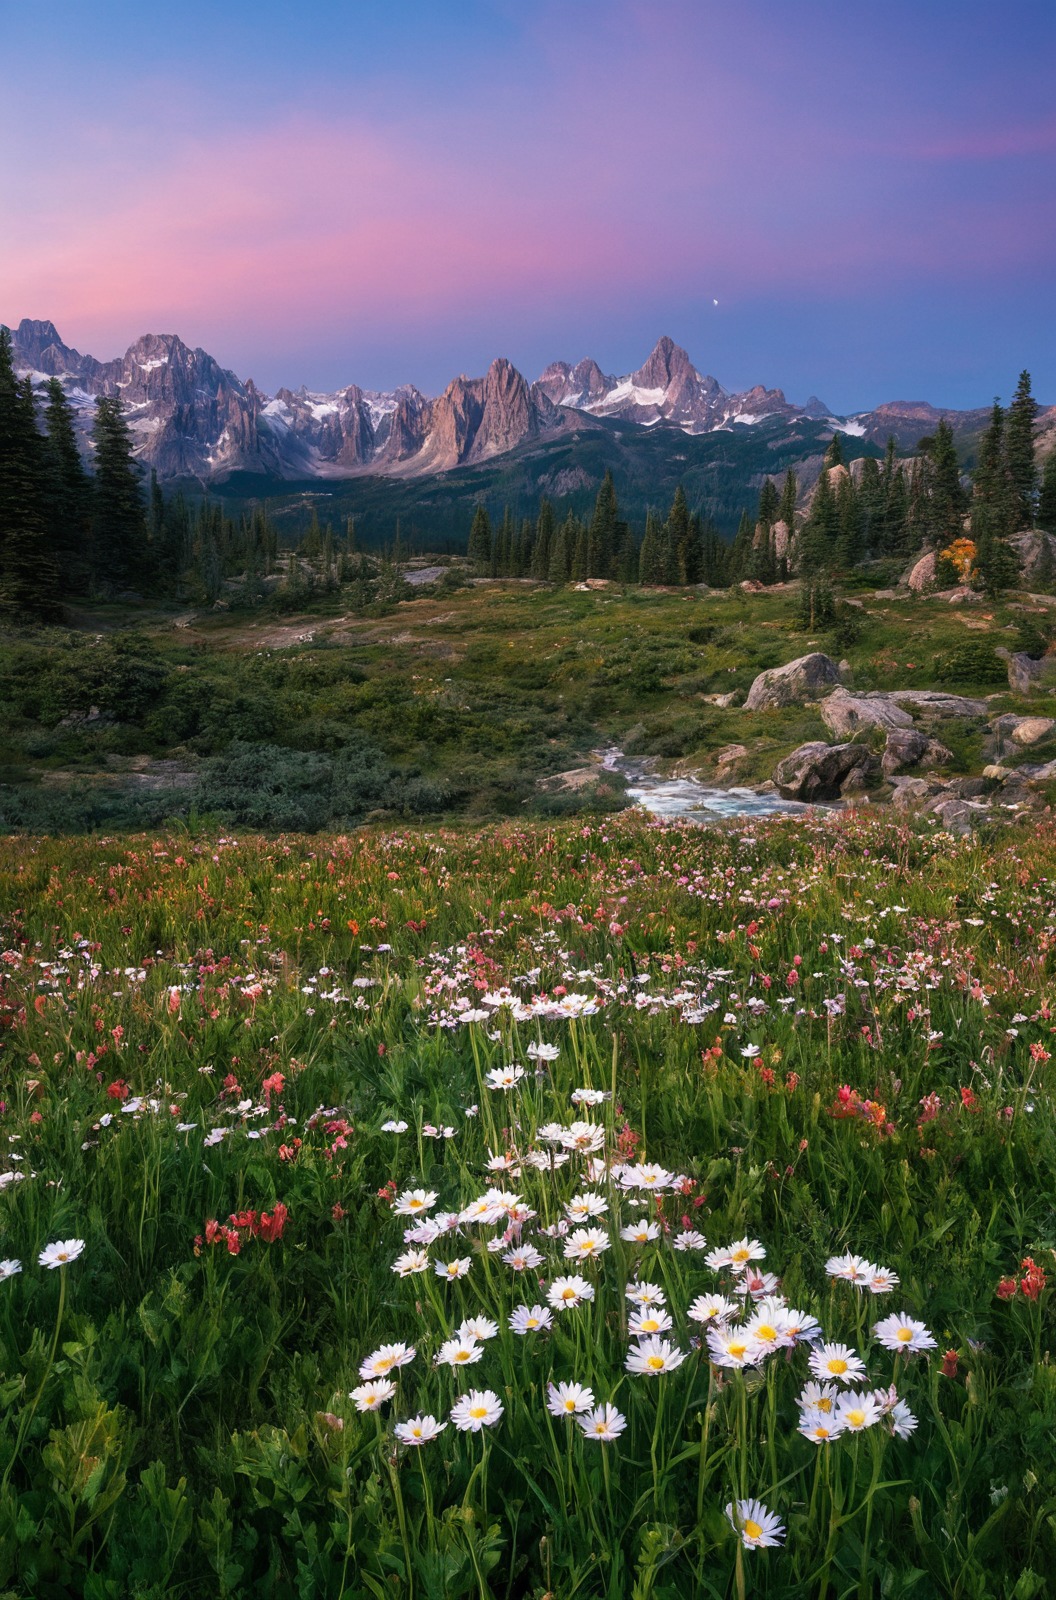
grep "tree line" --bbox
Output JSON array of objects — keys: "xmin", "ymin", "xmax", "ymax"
[
  {"xmin": 466, "ymin": 473, "xmax": 733, "ymax": 587},
  {"xmin": 740, "ymin": 370, "xmax": 1051, "ymax": 595}
]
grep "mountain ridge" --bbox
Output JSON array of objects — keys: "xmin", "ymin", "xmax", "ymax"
[{"xmin": 4, "ymin": 317, "xmax": 1028, "ymax": 484}]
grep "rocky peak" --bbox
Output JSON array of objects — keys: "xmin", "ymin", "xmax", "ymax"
[{"xmin": 633, "ymin": 335, "xmax": 694, "ymax": 392}]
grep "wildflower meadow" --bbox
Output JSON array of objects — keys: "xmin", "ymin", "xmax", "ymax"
[{"xmin": 0, "ymin": 809, "xmax": 1054, "ymax": 1597}]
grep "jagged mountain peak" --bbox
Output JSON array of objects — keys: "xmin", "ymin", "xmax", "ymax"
[{"xmin": 4, "ymin": 317, "xmax": 1016, "ymax": 483}]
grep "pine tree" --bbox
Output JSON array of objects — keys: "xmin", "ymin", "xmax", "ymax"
[
  {"xmin": 548, "ymin": 516, "xmax": 574, "ymax": 582},
  {"xmin": 971, "ymin": 400, "xmax": 1013, "ymax": 543},
  {"xmin": 824, "ymin": 432, "xmax": 845, "ymax": 468},
  {"xmin": 531, "ymin": 497, "xmax": 554, "ymax": 578},
  {"xmin": 975, "ymin": 524, "xmax": 1021, "ymax": 597},
  {"xmin": 728, "ymin": 511, "xmax": 755, "ymax": 582},
  {"xmin": 571, "ymin": 518, "xmax": 589, "ymax": 580},
  {"xmin": 758, "ymin": 479, "xmax": 780, "ymax": 527},
  {"xmin": 665, "ymin": 484, "xmax": 702, "ymax": 584},
  {"xmin": 41, "ymin": 377, "xmax": 91, "ymax": 592},
  {"xmin": 0, "ymin": 356, "xmax": 60, "ymax": 619},
  {"xmin": 927, "ymin": 419, "xmax": 967, "ymax": 545},
  {"xmin": 614, "ymin": 520, "xmax": 637, "ymax": 583},
  {"xmin": 835, "ymin": 473, "xmax": 863, "ymax": 568},
  {"xmin": 798, "ymin": 467, "xmax": 838, "ymax": 575},
  {"xmin": 1038, "ymin": 449, "xmax": 1056, "ymax": 535},
  {"xmin": 466, "ymin": 504, "xmax": 492, "ymax": 571},
  {"xmin": 1005, "ymin": 369, "xmax": 1038, "ymax": 529},
  {"xmin": 91, "ymin": 396, "xmax": 147, "ymax": 590},
  {"xmin": 778, "ymin": 468, "xmax": 798, "ymax": 532},
  {"xmin": 494, "ymin": 506, "xmax": 514, "ymax": 577},
  {"xmin": 587, "ymin": 471, "xmax": 618, "ymax": 578},
  {"xmin": 638, "ymin": 510, "xmax": 665, "ymax": 585}
]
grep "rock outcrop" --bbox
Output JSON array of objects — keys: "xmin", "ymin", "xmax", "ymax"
[
  {"xmin": 772, "ymin": 741, "xmax": 880, "ymax": 801},
  {"xmin": 819, "ymin": 689, "xmax": 913, "ymax": 738},
  {"xmin": 881, "ymin": 728, "xmax": 952, "ymax": 777},
  {"xmin": 905, "ymin": 552, "xmax": 937, "ymax": 592},
  {"xmin": 885, "ymin": 690, "xmax": 989, "ymax": 719},
  {"xmin": 744, "ymin": 653, "xmax": 842, "ymax": 712}
]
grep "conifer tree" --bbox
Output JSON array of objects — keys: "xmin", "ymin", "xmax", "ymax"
[
  {"xmin": 824, "ymin": 432, "xmax": 845, "ymax": 468},
  {"xmin": 777, "ymin": 468, "xmax": 798, "ymax": 532},
  {"xmin": 638, "ymin": 510, "xmax": 665, "ymax": 585},
  {"xmin": 798, "ymin": 467, "xmax": 838, "ymax": 574},
  {"xmin": 41, "ymin": 377, "xmax": 91, "ymax": 592},
  {"xmin": 466, "ymin": 504, "xmax": 492, "ymax": 571},
  {"xmin": 587, "ymin": 471, "xmax": 618, "ymax": 578},
  {"xmin": 835, "ymin": 473, "xmax": 863, "ymax": 568},
  {"xmin": 91, "ymin": 395, "xmax": 147, "ymax": 589},
  {"xmin": 548, "ymin": 516, "xmax": 572, "ymax": 582},
  {"xmin": 531, "ymin": 497, "xmax": 554, "ymax": 578},
  {"xmin": 1038, "ymin": 450, "xmax": 1056, "ymax": 535},
  {"xmin": 928, "ymin": 418, "xmax": 968, "ymax": 545},
  {"xmin": 571, "ymin": 518, "xmax": 589, "ymax": 580},
  {"xmin": 758, "ymin": 479, "xmax": 780, "ymax": 527},
  {"xmin": 0, "ymin": 362, "xmax": 60, "ymax": 618},
  {"xmin": 971, "ymin": 401, "xmax": 1014, "ymax": 542},
  {"xmin": 728, "ymin": 511, "xmax": 755, "ymax": 582},
  {"xmin": 667, "ymin": 484, "xmax": 703, "ymax": 584},
  {"xmin": 1005, "ymin": 369, "xmax": 1038, "ymax": 529},
  {"xmin": 975, "ymin": 523, "xmax": 1021, "ymax": 597},
  {"xmin": 615, "ymin": 520, "xmax": 637, "ymax": 583}
]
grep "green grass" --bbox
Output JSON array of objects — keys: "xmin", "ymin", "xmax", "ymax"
[
  {"xmin": 0, "ymin": 809, "xmax": 1053, "ymax": 1595},
  {"xmin": 0, "ymin": 578, "xmax": 1044, "ymax": 832}
]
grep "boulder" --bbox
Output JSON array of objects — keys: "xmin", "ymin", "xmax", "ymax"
[
  {"xmin": 890, "ymin": 776, "xmax": 935, "ymax": 810},
  {"xmin": 703, "ymin": 692, "xmax": 738, "ymax": 708},
  {"xmin": 1007, "ymin": 652, "xmax": 1056, "ymax": 695},
  {"xmin": 886, "ymin": 689, "xmax": 989, "ymax": 719},
  {"xmin": 820, "ymin": 689, "xmax": 913, "ymax": 739},
  {"xmin": 772, "ymin": 741, "xmax": 880, "ymax": 802},
  {"xmin": 994, "ymin": 715, "xmax": 1055, "ymax": 748},
  {"xmin": 927, "ymin": 796, "xmax": 979, "ymax": 836},
  {"xmin": 1008, "ymin": 529, "xmax": 1056, "ymax": 582},
  {"xmin": 744, "ymin": 652, "xmax": 842, "ymax": 712},
  {"xmin": 906, "ymin": 552, "xmax": 936, "ymax": 592},
  {"xmin": 881, "ymin": 728, "xmax": 952, "ymax": 777}
]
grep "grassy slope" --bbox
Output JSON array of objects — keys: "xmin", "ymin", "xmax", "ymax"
[{"xmin": 1, "ymin": 576, "xmax": 1054, "ymax": 830}]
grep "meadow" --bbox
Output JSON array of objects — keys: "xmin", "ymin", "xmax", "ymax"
[
  {"xmin": 2, "ymin": 575, "xmax": 1052, "ymax": 834},
  {"xmin": 0, "ymin": 806, "xmax": 1053, "ymax": 1597}
]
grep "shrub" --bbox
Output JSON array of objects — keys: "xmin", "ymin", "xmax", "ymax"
[{"xmin": 932, "ymin": 641, "xmax": 1008, "ymax": 687}]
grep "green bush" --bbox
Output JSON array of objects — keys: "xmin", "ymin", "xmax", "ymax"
[
  {"xmin": 933, "ymin": 640, "xmax": 1008, "ymax": 687},
  {"xmin": 195, "ymin": 739, "xmax": 452, "ymax": 831}
]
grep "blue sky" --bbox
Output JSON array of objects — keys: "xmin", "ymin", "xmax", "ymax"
[{"xmin": 2, "ymin": 1, "xmax": 1054, "ymax": 409}]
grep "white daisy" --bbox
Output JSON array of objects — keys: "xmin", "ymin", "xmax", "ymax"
[
  {"xmin": 38, "ymin": 1239, "xmax": 86, "ymax": 1270},
  {"xmin": 808, "ymin": 1343, "xmax": 867, "ymax": 1385},
  {"xmin": 349, "ymin": 1379, "xmax": 396, "ymax": 1412},
  {"xmin": 547, "ymin": 1275, "xmax": 595, "ymax": 1310},
  {"xmin": 394, "ymin": 1414, "xmax": 445, "ymax": 1446},
  {"xmin": 509, "ymin": 1303, "xmax": 552, "ymax": 1335},
  {"xmin": 872, "ymin": 1313, "xmax": 937, "ymax": 1354},
  {"xmin": 358, "ymin": 1343, "xmax": 416, "ymax": 1381},
  {"xmin": 450, "ymin": 1389, "xmax": 503, "ymax": 1432},
  {"xmin": 625, "ymin": 1336, "xmax": 686, "ymax": 1376},
  {"xmin": 578, "ymin": 1403, "xmax": 626, "ymax": 1441},
  {"xmin": 546, "ymin": 1381, "xmax": 596, "ymax": 1417},
  {"xmin": 725, "ymin": 1498, "xmax": 785, "ymax": 1550}
]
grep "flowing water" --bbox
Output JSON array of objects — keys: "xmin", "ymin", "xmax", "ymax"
[{"xmin": 600, "ymin": 750, "xmax": 810, "ymax": 822}]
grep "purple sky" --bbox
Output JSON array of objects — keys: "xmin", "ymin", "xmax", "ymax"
[{"xmin": 3, "ymin": 1, "xmax": 1054, "ymax": 409}]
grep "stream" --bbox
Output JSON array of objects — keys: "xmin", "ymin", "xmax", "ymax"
[{"xmin": 600, "ymin": 750, "xmax": 810, "ymax": 822}]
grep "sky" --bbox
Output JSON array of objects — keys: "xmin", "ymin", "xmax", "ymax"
[{"xmin": 3, "ymin": 1, "xmax": 1055, "ymax": 411}]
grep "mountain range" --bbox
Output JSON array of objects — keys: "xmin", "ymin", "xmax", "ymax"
[{"xmin": 8, "ymin": 319, "xmax": 1004, "ymax": 487}]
